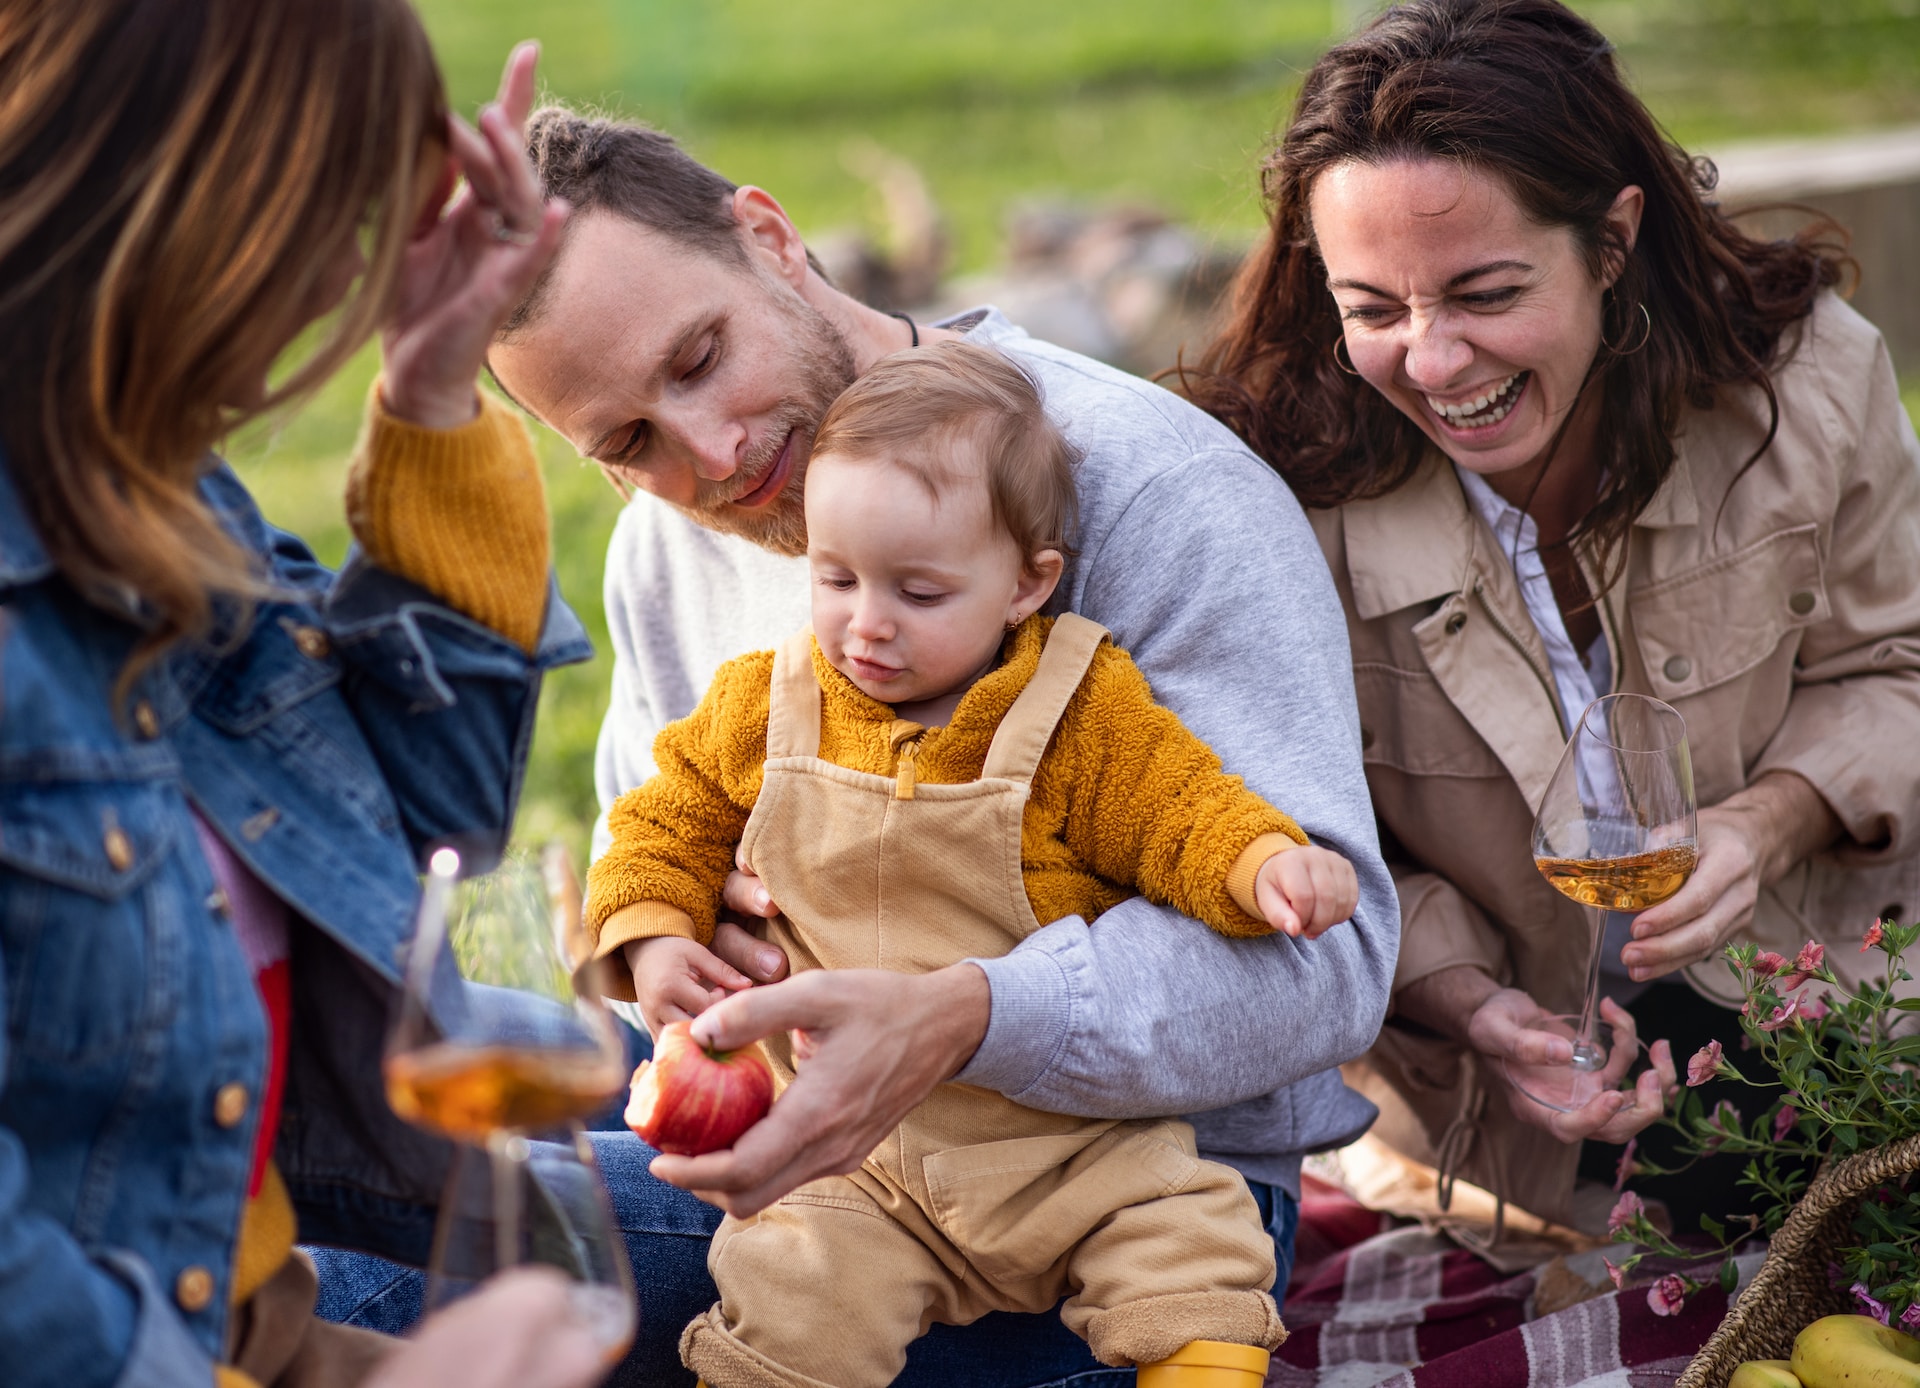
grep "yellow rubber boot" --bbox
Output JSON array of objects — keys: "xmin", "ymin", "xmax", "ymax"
[{"xmin": 1137, "ymin": 1340, "xmax": 1271, "ymax": 1387}]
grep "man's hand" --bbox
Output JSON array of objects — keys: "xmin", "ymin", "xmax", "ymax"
[
  {"xmin": 626, "ymin": 935, "xmax": 754, "ymax": 1038},
  {"xmin": 706, "ymin": 849, "xmax": 792, "ymax": 986},
  {"xmin": 1623, "ymin": 773, "xmax": 1844, "ymax": 980},
  {"xmin": 647, "ymin": 964, "xmax": 990, "ymax": 1217},
  {"xmin": 1469, "ymin": 989, "xmax": 1678, "ymax": 1143},
  {"xmin": 1253, "ymin": 845, "xmax": 1359, "ymax": 939}
]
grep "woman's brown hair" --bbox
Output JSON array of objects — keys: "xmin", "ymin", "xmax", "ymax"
[
  {"xmin": 0, "ymin": 0, "xmax": 445, "ymax": 666},
  {"xmin": 1177, "ymin": 0, "xmax": 1846, "ymax": 585}
]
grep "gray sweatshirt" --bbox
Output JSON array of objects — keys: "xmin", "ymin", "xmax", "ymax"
[{"xmin": 592, "ymin": 308, "xmax": 1398, "ymax": 1195}]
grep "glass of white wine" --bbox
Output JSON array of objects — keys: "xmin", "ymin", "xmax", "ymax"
[
  {"xmin": 1507, "ymin": 693, "xmax": 1697, "ymax": 1113},
  {"xmin": 384, "ymin": 844, "xmax": 635, "ymax": 1359}
]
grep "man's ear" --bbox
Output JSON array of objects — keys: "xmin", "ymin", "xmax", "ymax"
[
  {"xmin": 1600, "ymin": 184, "xmax": 1645, "ymax": 290},
  {"xmin": 1010, "ymin": 549, "xmax": 1065, "ymax": 624},
  {"xmin": 732, "ymin": 186, "xmax": 810, "ymax": 290}
]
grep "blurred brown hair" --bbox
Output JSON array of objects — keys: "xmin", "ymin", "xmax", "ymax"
[
  {"xmin": 0, "ymin": 0, "xmax": 445, "ymax": 669},
  {"xmin": 810, "ymin": 340, "xmax": 1080, "ymax": 575},
  {"xmin": 1176, "ymin": 0, "xmax": 1846, "ymax": 586}
]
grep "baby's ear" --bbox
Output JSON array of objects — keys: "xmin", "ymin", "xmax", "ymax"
[{"xmin": 1014, "ymin": 549, "xmax": 1065, "ymax": 618}]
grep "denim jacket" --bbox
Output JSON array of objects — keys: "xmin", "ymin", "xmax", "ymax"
[{"xmin": 0, "ymin": 448, "xmax": 590, "ymax": 1388}]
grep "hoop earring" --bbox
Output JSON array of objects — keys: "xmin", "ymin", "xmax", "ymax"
[
  {"xmin": 1331, "ymin": 336, "xmax": 1361, "ymax": 376},
  {"xmin": 1603, "ymin": 301, "xmax": 1652, "ymax": 356}
]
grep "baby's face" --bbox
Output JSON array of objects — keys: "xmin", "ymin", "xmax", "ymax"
[{"xmin": 805, "ymin": 451, "xmax": 1031, "ymax": 708}]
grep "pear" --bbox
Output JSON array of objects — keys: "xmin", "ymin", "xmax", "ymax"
[
  {"xmin": 1792, "ymin": 1315, "xmax": 1920, "ymax": 1388},
  {"xmin": 1729, "ymin": 1360, "xmax": 1801, "ymax": 1388}
]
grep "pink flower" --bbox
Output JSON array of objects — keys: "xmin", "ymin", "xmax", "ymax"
[
  {"xmin": 1796, "ymin": 941, "xmax": 1825, "ymax": 975},
  {"xmin": 1774, "ymin": 1106, "xmax": 1798, "ymax": 1142},
  {"xmin": 1604, "ymin": 1258, "xmax": 1627, "ymax": 1290},
  {"xmin": 1757, "ymin": 999, "xmax": 1802, "ymax": 1032},
  {"xmin": 1854, "ymin": 1283, "xmax": 1892, "ymax": 1326},
  {"xmin": 1649, "ymin": 1275, "xmax": 1688, "ymax": 1316},
  {"xmin": 1608, "ymin": 1190, "xmax": 1646, "ymax": 1235},
  {"xmin": 1754, "ymin": 950, "xmax": 1790, "ymax": 976},
  {"xmin": 1687, "ymin": 1040, "xmax": 1724, "ymax": 1087},
  {"xmin": 1863, "ymin": 921, "xmax": 1886, "ymax": 952},
  {"xmin": 1902, "ymin": 1303, "xmax": 1920, "ymax": 1334},
  {"xmin": 1704, "ymin": 1100, "xmax": 1744, "ymax": 1151},
  {"xmin": 1801, "ymin": 993, "xmax": 1830, "ymax": 1021},
  {"xmin": 1614, "ymin": 1137, "xmax": 1638, "ymax": 1192}
]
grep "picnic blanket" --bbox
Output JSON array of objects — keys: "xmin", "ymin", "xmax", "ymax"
[{"xmin": 1274, "ymin": 1177, "xmax": 1767, "ymax": 1388}]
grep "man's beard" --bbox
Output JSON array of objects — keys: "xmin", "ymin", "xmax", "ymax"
[{"xmin": 670, "ymin": 290, "xmax": 857, "ymax": 557}]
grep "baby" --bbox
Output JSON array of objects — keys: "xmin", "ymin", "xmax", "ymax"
[{"xmin": 586, "ymin": 340, "xmax": 1357, "ymax": 1388}]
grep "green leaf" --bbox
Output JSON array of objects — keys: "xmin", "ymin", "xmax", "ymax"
[
  {"xmin": 1720, "ymin": 1257, "xmax": 1739, "ymax": 1293},
  {"xmin": 1701, "ymin": 1213, "xmax": 1727, "ymax": 1241}
]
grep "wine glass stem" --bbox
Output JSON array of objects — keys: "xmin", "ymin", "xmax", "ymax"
[
  {"xmin": 1572, "ymin": 909, "xmax": 1627, "ymax": 1070},
  {"xmin": 486, "ymin": 1130, "xmax": 524, "ymax": 1272}
]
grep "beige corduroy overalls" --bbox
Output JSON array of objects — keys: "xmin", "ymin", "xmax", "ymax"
[{"xmin": 679, "ymin": 616, "xmax": 1285, "ymax": 1388}]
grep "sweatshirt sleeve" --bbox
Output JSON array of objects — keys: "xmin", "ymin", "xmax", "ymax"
[
  {"xmin": 957, "ymin": 440, "xmax": 1398, "ymax": 1153},
  {"xmin": 1056, "ymin": 645, "xmax": 1306, "ymax": 937},
  {"xmin": 344, "ymin": 385, "xmax": 550, "ymax": 653},
  {"xmin": 583, "ymin": 652, "xmax": 771, "ymax": 996}
]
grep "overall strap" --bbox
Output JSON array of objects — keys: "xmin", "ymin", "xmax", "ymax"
[
  {"xmin": 981, "ymin": 614, "xmax": 1108, "ymax": 786},
  {"xmin": 765, "ymin": 628, "xmax": 823, "ymax": 760}
]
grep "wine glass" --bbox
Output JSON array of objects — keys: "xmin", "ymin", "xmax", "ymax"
[
  {"xmin": 1506, "ymin": 694, "xmax": 1697, "ymax": 1113},
  {"xmin": 384, "ymin": 843, "xmax": 636, "ymax": 1359}
]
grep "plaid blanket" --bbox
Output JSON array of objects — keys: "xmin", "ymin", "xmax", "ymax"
[{"xmin": 1273, "ymin": 1182, "xmax": 1766, "ymax": 1388}]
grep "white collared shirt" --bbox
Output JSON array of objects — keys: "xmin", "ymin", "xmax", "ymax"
[
  {"xmin": 1453, "ymin": 465, "xmax": 1613, "ymax": 732},
  {"xmin": 1455, "ymin": 467, "xmax": 1647, "ymax": 994}
]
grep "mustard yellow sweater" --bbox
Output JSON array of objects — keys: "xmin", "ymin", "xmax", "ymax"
[
  {"xmin": 586, "ymin": 617, "xmax": 1307, "ymax": 996},
  {"xmin": 216, "ymin": 386, "xmax": 549, "ymax": 1388}
]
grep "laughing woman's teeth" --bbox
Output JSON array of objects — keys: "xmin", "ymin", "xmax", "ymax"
[{"xmin": 1426, "ymin": 371, "xmax": 1527, "ymax": 427}]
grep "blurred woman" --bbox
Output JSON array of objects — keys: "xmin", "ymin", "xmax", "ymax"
[
  {"xmin": 0, "ymin": 2, "xmax": 597, "ymax": 1383},
  {"xmin": 1182, "ymin": 0, "xmax": 1920, "ymax": 1228}
]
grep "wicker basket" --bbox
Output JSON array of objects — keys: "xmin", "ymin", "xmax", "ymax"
[{"xmin": 1678, "ymin": 1132, "xmax": 1920, "ymax": 1388}]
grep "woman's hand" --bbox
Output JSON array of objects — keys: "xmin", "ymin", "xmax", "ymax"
[
  {"xmin": 1622, "ymin": 773, "xmax": 1844, "ymax": 981},
  {"xmin": 380, "ymin": 42, "xmax": 569, "ymax": 429},
  {"xmin": 361, "ymin": 1268, "xmax": 612, "ymax": 1388},
  {"xmin": 1468, "ymin": 988, "xmax": 1677, "ymax": 1143}
]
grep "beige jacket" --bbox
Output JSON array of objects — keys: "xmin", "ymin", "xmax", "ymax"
[{"xmin": 1309, "ymin": 294, "xmax": 1920, "ymax": 1224}]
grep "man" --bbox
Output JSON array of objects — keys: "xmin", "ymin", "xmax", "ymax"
[{"xmin": 491, "ymin": 104, "xmax": 1397, "ymax": 1383}]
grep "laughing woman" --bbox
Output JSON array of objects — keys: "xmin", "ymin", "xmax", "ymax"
[
  {"xmin": 0, "ymin": 4, "xmax": 610, "ymax": 1386},
  {"xmin": 1182, "ymin": 0, "xmax": 1920, "ymax": 1230}
]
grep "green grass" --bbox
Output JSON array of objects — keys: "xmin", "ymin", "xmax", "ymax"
[{"xmin": 225, "ymin": 0, "xmax": 1920, "ymax": 868}]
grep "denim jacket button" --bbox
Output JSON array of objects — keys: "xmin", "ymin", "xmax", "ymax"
[
  {"xmin": 103, "ymin": 826, "xmax": 134, "ymax": 872},
  {"xmin": 213, "ymin": 1083, "xmax": 249, "ymax": 1129},
  {"xmin": 291, "ymin": 625, "xmax": 332, "ymax": 661},
  {"xmin": 132, "ymin": 700, "xmax": 160, "ymax": 740},
  {"xmin": 175, "ymin": 1265, "xmax": 214, "ymax": 1313}
]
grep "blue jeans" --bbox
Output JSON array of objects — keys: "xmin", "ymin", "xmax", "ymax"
[{"xmin": 312, "ymin": 1132, "xmax": 1298, "ymax": 1387}]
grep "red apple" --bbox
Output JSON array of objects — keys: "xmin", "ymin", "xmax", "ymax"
[{"xmin": 625, "ymin": 1021, "xmax": 774, "ymax": 1156}]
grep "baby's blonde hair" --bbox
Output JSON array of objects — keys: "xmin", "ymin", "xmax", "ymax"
[{"xmin": 810, "ymin": 340, "xmax": 1079, "ymax": 576}]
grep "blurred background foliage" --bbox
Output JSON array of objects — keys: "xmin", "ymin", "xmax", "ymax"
[{"xmin": 228, "ymin": 0, "xmax": 1920, "ymax": 870}]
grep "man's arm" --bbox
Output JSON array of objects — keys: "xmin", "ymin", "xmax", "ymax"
[{"xmin": 958, "ymin": 446, "xmax": 1399, "ymax": 1116}]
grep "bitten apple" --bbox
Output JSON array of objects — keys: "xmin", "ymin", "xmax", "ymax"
[{"xmin": 625, "ymin": 1021, "xmax": 774, "ymax": 1156}]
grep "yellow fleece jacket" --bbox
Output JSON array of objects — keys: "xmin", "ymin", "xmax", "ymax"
[
  {"xmin": 587, "ymin": 616, "xmax": 1308, "ymax": 992},
  {"xmin": 215, "ymin": 385, "xmax": 550, "ymax": 1388}
]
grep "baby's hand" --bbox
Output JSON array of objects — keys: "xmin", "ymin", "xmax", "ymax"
[
  {"xmin": 1254, "ymin": 845, "xmax": 1359, "ymax": 940},
  {"xmin": 626, "ymin": 936, "xmax": 754, "ymax": 1039}
]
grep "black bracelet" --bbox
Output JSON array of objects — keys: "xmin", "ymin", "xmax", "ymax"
[{"xmin": 887, "ymin": 310, "xmax": 919, "ymax": 347}]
